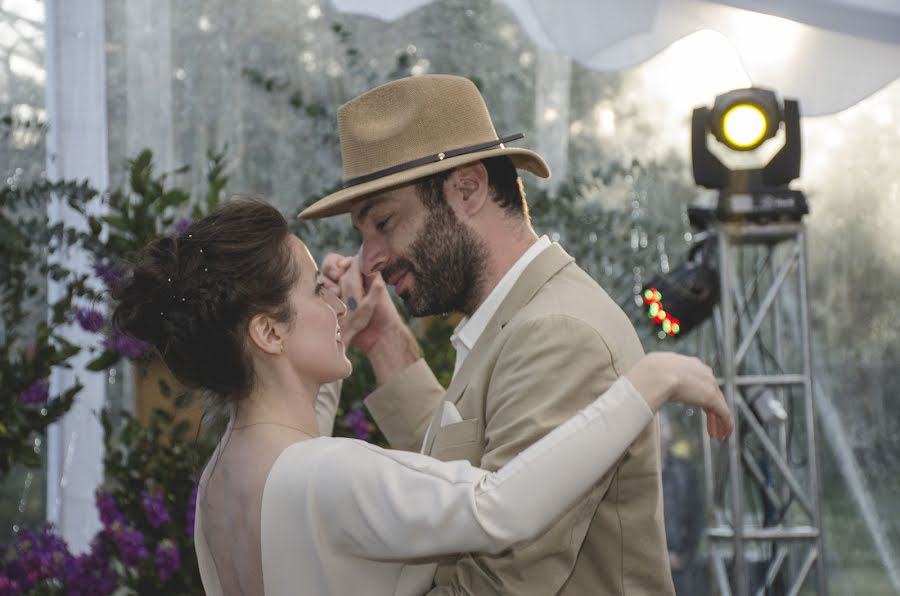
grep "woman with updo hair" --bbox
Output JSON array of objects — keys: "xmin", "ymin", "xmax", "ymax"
[{"xmin": 112, "ymin": 196, "xmax": 731, "ymax": 596}]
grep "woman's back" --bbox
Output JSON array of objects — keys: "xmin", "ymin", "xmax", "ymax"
[{"xmin": 197, "ymin": 426, "xmax": 311, "ymax": 596}]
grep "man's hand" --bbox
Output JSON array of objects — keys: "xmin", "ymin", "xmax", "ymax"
[
  {"xmin": 333, "ymin": 256, "xmax": 384, "ymax": 350},
  {"xmin": 321, "ymin": 252, "xmax": 353, "ymax": 299},
  {"xmin": 322, "ymin": 253, "xmax": 421, "ymax": 383},
  {"xmin": 323, "ymin": 252, "xmax": 393, "ymax": 352}
]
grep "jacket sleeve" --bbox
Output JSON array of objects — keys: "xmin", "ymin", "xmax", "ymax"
[
  {"xmin": 312, "ymin": 376, "xmax": 652, "ymax": 561},
  {"xmin": 429, "ymin": 315, "xmax": 639, "ymax": 595},
  {"xmin": 364, "ymin": 358, "xmax": 446, "ymax": 452},
  {"xmin": 314, "ymin": 380, "xmax": 342, "ymax": 437}
]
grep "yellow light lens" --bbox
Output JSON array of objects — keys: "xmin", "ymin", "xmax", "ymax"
[{"xmin": 722, "ymin": 104, "xmax": 768, "ymax": 149}]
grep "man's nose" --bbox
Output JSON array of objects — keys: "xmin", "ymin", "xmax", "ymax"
[{"xmin": 360, "ymin": 239, "xmax": 388, "ymax": 277}]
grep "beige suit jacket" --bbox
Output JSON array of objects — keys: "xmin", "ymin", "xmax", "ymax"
[{"xmin": 366, "ymin": 243, "xmax": 675, "ymax": 595}]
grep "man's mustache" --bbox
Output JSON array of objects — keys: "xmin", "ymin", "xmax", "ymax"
[{"xmin": 381, "ymin": 258, "xmax": 416, "ymax": 286}]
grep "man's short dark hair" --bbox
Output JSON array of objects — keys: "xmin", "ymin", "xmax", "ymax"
[{"xmin": 414, "ymin": 156, "xmax": 528, "ymax": 218}]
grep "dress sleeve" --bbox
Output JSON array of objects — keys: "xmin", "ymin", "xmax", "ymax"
[
  {"xmin": 314, "ymin": 380, "xmax": 342, "ymax": 437},
  {"xmin": 313, "ymin": 376, "xmax": 653, "ymax": 561}
]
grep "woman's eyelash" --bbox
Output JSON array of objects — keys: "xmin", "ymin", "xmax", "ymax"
[{"xmin": 315, "ymin": 282, "xmax": 326, "ymax": 295}]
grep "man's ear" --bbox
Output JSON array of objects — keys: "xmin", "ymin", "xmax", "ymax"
[
  {"xmin": 247, "ymin": 313, "xmax": 284, "ymax": 355},
  {"xmin": 447, "ymin": 162, "xmax": 490, "ymax": 218}
]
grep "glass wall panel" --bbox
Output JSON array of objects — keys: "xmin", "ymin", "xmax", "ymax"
[{"xmin": 0, "ymin": 0, "xmax": 47, "ymax": 545}]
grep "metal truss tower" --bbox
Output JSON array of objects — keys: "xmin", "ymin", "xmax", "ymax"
[{"xmin": 699, "ymin": 221, "xmax": 827, "ymax": 596}]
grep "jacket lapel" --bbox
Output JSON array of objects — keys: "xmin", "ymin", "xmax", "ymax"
[
  {"xmin": 422, "ymin": 244, "xmax": 574, "ymax": 455},
  {"xmin": 443, "ymin": 243, "xmax": 574, "ymax": 407}
]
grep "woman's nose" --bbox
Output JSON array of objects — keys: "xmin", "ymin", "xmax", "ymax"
[
  {"xmin": 326, "ymin": 287, "xmax": 347, "ymax": 317},
  {"xmin": 360, "ymin": 240, "xmax": 388, "ymax": 276}
]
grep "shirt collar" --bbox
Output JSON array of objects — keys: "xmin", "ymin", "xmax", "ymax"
[{"xmin": 451, "ymin": 235, "xmax": 552, "ymax": 353}]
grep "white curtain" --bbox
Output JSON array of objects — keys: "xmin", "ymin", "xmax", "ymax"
[
  {"xmin": 332, "ymin": 0, "xmax": 900, "ymax": 115},
  {"xmin": 43, "ymin": 0, "xmax": 108, "ymax": 553}
]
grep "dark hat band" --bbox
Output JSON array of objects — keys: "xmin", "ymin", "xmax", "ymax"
[{"xmin": 341, "ymin": 133, "xmax": 525, "ymax": 189}]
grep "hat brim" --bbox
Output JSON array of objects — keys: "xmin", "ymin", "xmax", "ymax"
[{"xmin": 298, "ymin": 147, "xmax": 550, "ymax": 220}]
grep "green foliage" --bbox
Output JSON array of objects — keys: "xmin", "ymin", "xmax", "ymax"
[
  {"xmin": 97, "ymin": 380, "xmax": 214, "ymax": 595},
  {"xmin": 1, "ymin": 146, "xmax": 229, "ymax": 589},
  {"xmin": 74, "ymin": 147, "xmax": 229, "ymax": 373},
  {"xmin": 0, "ymin": 180, "xmax": 96, "ymax": 476},
  {"xmin": 530, "ymin": 177, "xmax": 685, "ymax": 347}
]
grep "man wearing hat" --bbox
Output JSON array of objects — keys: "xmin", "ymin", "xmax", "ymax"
[{"xmin": 301, "ymin": 74, "xmax": 674, "ymax": 595}]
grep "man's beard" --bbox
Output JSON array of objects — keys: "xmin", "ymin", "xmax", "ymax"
[{"xmin": 383, "ymin": 203, "xmax": 488, "ymax": 317}]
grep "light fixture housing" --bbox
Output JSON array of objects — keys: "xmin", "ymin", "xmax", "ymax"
[
  {"xmin": 641, "ymin": 237, "xmax": 719, "ymax": 338},
  {"xmin": 709, "ymin": 88, "xmax": 781, "ymax": 151},
  {"xmin": 691, "ymin": 87, "xmax": 807, "ymax": 223}
]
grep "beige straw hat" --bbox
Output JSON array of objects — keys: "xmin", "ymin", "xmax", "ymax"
[{"xmin": 298, "ymin": 74, "xmax": 550, "ymax": 220}]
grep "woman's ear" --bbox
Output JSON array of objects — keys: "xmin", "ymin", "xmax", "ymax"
[{"xmin": 247, "ymin": 313, "xmax": 284, "ymax": 355}]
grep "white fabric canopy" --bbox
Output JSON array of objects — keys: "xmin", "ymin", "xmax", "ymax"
[{"xmin": 331, "ymin": 0, "xmax": 900, "ymax": 115}]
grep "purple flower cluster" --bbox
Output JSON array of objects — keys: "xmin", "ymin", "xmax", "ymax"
[
  {"xmin": 75, "ymin": 307, "xmax": 105, "ymax": 333},
  {"xmin": 64, "ymin": 540, "xmax": 117, "ymax": 596},
  {"xmin": 1, "ymin": 488, "xmax": 193, "ymax": 592},
  {"xmin": 343, "ymin": 407, "xmax": 372, "ymax": 441},
  {"xmin": 175, "ymin": 217, "xmax": 193, "ymax": 236},
  {"xmin": 95, "ymin": 491, "xmax": 149, "ymax": 566},
  {"xmin": 1, "ymin": 498, "xmax": 121, "ymax": 594},
  {"xmin": 154, "ymin": 539, "xmax": 181, "ymax": 580},
  {"xmin": 106, "ymin": 332, "xmax": 147, "ymax": 359},
  {"xmin": 0, "ymin": 527, "xmax": 117, "ymax": 595},
  {"xmin": 93, "ymin": 259, "xmax": 123, "ymax": 289},
  {"xmin": 185, "ymin": 478, "xmax": 199, "ymax": 537},
  {"xmin": 141, "ymin": 490, "xmax": 171, "ymax": 529},
  {"xmin": 109, "ymin": 525, "xmax": 150, "ymax": 566},
  {"xmin": 19, "ymin": 379, "xmax": 49, "ymax": 405},
  {"xmin": 0, "ymin": 527, "xmax": 73, "ymax": 594},
  {"xmin": 96, "ymin": 491, "xmax": 126, "ymax": 528}
]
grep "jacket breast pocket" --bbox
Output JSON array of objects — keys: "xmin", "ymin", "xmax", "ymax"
[{"xmin": 430, "ymin": 419, "xmax": 482, "ymax": 466}]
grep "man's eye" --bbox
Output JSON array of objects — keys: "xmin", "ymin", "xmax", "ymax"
[{"xmin": 375, "ymin": 216, "xmax": 391, "ymax": 232}]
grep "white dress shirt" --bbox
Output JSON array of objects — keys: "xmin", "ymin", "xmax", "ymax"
[{"xmin": 450, "ymin": 235, "xmax": 551, "ymax": 375}]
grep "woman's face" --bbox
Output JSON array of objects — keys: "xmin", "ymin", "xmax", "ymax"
[{"xmin": 282, "ymin": 236, "xmax": 352, "ymax": 384}]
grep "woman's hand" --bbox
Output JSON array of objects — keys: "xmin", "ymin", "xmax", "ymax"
[{"xmin": 625, "ymin": 352, "xmax": 733, "ymax": 441}]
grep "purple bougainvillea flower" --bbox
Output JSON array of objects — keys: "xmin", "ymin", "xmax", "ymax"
[
  {"xmin": 175, "ymin": 218, "xmax": 193, "ymax": 236},
  {"xmin": 63, "ymin": 537, "xmax": 116, "ymax": 595},
  {"xmin": 154, "ymin": 539, "xmax": 181, "ymax": 581},
  {"xmin": 19, "ymin": 379, "xmax": 49, "ymax": 405},
  {"xmin": 108, "ymin": 524, "xmax": 149, "ymax": 566},
  {"xmin": 93, "ymin": 259, "xmax": 123, "ymax": 289},
  {"xmin": 141, "ymin": 490, "xmax": 171, "ymax": 529},
  {"xmin": 95, "ymin": 491, "xmax": 126, "ymax": 529},
  {"xmin": 75, "ymin": 308, "xmax": 105, "ymax": 333},
  {"xmin": 2, "ymin": 527, "xmax": 73, "ymax": 592},
  {"xmin": 64, "ymin": 543, "xmax": 117, "ymax": 596},
  {"xmin": 105, "ymin": 332, "xmax": 148, "ymax": 359},
  {"xmin": 343, "ymin": 408, "xmax": 372, "ymax": 441},
  {"xmin": 185, "ymin": 478, "xmax": 199, "ymax": 537}
]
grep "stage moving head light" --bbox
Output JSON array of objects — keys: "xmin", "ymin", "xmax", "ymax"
[
  {"xmin": 709, "ymin": 88, "xmax": 781, "ymax": 152},
  {"xmin": 691, "ymin": 86, "xmax": 807, "ymax": 223}
]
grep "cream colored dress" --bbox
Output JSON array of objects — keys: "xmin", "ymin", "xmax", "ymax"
[{"xmin": 194, "ymin": 377, "xmax": 652, "ymax": 596}]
